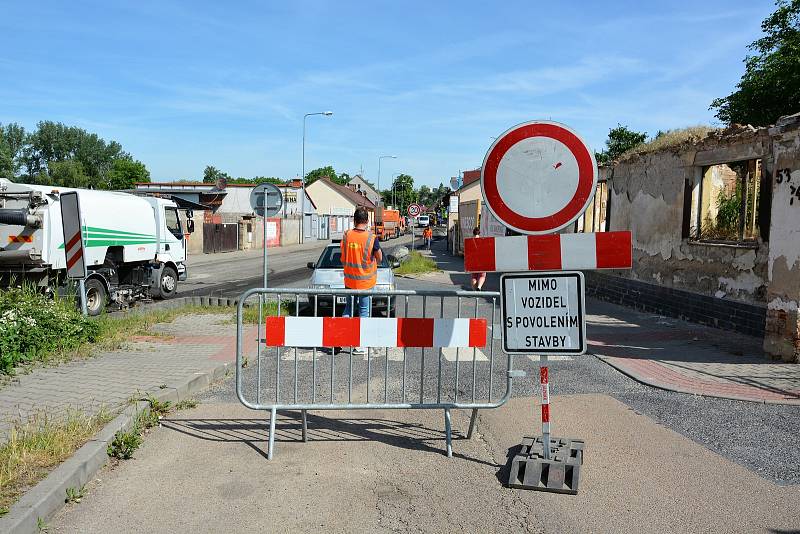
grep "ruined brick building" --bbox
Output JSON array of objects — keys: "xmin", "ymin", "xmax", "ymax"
[{"xmin": 579, "ymin": 113, "xmax": 800, "ymax": 362}]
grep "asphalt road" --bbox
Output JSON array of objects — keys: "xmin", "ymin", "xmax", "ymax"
[{"xmin": 179, "ymin": 232, "xmax": 416, "ymax": 297}]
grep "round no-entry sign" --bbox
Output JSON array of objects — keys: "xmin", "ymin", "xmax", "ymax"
[
  {"xmin": 407, "ymin": 204, "xmax": 421, "ymax": 217},
  {"xmin": 481, "ymin": 120, "xmax": 597, "ymax": 235}
]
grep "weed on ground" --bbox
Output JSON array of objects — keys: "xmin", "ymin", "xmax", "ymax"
[{"xmin": 0, "ymin": 410, "xmax": 112, "ymax": 510}]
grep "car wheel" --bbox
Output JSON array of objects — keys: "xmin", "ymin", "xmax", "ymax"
[
  {"xmin": 83, "ymin": 278, "xmax": 107, "ymax": 316},
  {"xmin": 156, "ymin": 266, "xmax": 178, "ymax": 299}
]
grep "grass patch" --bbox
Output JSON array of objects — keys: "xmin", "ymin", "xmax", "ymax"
[
  {"xmin": 619, "ymin": 126, "xmax": 718, "ymax": 161},
  {"xmin": 241, "ymin": 301, "xmax": 294, "ymax": 324},
  {"xmin": 393, "ymin": 251, "xmax": 441, "ymax": 276},
  {"xmin": 0, "ymin": 409, "xmax": 113, "ymax": 510},
  {"xmin": 175, "ymin": 398, "xmax": 199, "ymax": 410}
]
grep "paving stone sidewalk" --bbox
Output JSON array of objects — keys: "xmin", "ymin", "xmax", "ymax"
[
  {"xmin": 419, "ymin": 236, "xmax": 800, "ymax": 404},
  {"xmin": 0, "ymin": 314, "xmax": 254, "ymax": 440},
  {"xmin": 586, "ymin": 300, "xmax": 800, "ymax": 404}
]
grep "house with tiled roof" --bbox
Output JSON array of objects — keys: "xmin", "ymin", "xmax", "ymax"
[{"xmin": 306, "ymin": 176, "xmax": 376, "ymax": 233}]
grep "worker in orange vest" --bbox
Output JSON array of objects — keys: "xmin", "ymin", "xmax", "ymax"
[
  {"xmin": 341, "ymin": 207, "xmax": 383, "ymax": 356},
  {"xmin": 423, "ymin": 225, "xmax": 433, "ymax": 249}
]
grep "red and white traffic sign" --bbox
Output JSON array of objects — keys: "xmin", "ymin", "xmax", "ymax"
[
  {"xmin": 59, "ymin": 192, "xmax": 86, "ymax": 279},
  {"xmin": 481, "ymin": 120, "xmax": 598, "ymax": 235},
  {"xmin": 407, "ymin": 204, "xmax": 421, "ymax": 217}
]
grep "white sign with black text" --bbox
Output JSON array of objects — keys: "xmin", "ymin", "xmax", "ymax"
[{"xmin": 501, "ymin": 272, "xmax": 586, "ymax": 355}]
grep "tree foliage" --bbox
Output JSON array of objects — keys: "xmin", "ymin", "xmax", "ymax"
[
  {"xmin": 305, "ymin": 165, "xmax": 347, "ymax": 185},
  {"xmin": 384, "ymin": 173, "xmax": 415, "ymax": 210},
  {"xmin": 107, "ymin": 158, "xmax": 150, "ymax": 189},
  {"xmin": 595, "ymin": 125, "xmax": 648, "ymax": 164},
  {"xmin": 0, "ymin": 121, "xmax": 149, "ymax": 190},
  {"xmin": 202, "ymin": 165, "xmax": 284, "ymax": 186},
  {"xmin": 202, "ymin": 165, "xmax": 229, "ymax": 184},
  {"xmin": 711, "ymin": 0, "xmax": 800, "ymax": 126}
]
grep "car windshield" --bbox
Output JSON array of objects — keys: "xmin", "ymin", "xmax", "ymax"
[{"xmin": 316, "ymin": 245, "xmax": 389, "ymax": 269}]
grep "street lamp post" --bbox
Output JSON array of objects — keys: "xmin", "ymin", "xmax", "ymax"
[
  {"xmin": 377, "ymin": 155, "xmax": 397, "ymax": 207},
  {"xmin": 301, "ymin": 111, "xmax": 333, "ymax": 244},
  {"xmin": 391, "ymin": 172, "xmax": 402, "ymax": 208}
]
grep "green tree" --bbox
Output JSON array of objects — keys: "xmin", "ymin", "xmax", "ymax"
[
  {"xmin": 107, "ymin": 158, "xmax": 150, "ymax": 189},
  {"xmin": 595, "ymin": 125, "xmax": 648, "ymax": 164},
  {"xmin": 711, "ymin": 0, "xmax": 800, "ymax": 126},
  {"xmin": 23, "ymin": 121, "xmax": 125, "ymax": 186},
  {"xmin": 0, "ymin": 123, "xmax": 26, "ymax": 177},
  {"xmin": 203, "ymin": 165, "xmax": 229, "ymax": 184},
  {"xmin": 305, "ymin": 165, "xmax": 342, "ymax": 185},
  {"xmin": 417, "ymin": 185, "xmax": 433, "ymax": 207},
  {"xmin": 44, "ymin": 160, "xmax": 90, "ymax": 188},
  {"xmin": 226, "ymin": 176, "xmax": 284, "ymax": 185},
  {"xmin": 387, "ymin": 173, "xmax": 415, "ymax": 212}
]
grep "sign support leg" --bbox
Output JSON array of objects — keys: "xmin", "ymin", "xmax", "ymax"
[
  {"xmin": 77, "ymin": 279, "xmax": 88, "ymax": 316},
  {"xmin": 267, "ymin": 406, "xmax": 277, "ymax": 460},
  {"xmin": 444, "ymin": 408, "xmax": 452, "ymax": 458},
  {"xmin": 540, "ymin": 355, "xmax": 551, "ymax": 460},
  {"xmin": 466, "ymin": 408, "xmax": 479, "ymax": 439}
]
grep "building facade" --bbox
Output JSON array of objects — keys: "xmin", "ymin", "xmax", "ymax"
[{"xmin": 567, "ymin": 114, "xmax": 800, "ymax": 362}]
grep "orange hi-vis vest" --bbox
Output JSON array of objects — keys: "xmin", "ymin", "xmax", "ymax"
[{"xmin": 341, "ymin": 229, "xmax": 377, "ymax": 289}]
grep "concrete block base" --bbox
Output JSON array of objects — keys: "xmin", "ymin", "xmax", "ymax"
[{"xmin": 507, "ymin": 436, "xmax": 584, "ymax": 494}]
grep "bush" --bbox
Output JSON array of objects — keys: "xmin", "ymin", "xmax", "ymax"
[
  {"xmin": 0, "ymin": 286, "xmax": 99, "ymax": 374},
  {"xmin": 394, "ymin": 251, "xmax": 440, "ymax": 276}
]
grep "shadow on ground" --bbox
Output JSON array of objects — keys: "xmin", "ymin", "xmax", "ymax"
[{"xmin": 161, "ymin": 411, "xmax": 499, "ymax": 467}]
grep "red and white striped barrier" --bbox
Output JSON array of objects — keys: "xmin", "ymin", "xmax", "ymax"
[
  {"xmin": 540, "ymin": 366, "xmax": 550, "ymax": 435},
  {"xmin": 264, "ymin": 317, "xmax": 487, "ymax": 348},
  {"xmin": 464, "ymin": 231, "xmax": 632, "ymax": 273}
]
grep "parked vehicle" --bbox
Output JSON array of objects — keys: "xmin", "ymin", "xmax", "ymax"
[
  {"xmin": 0, "ymin": 179, "xmax": 188, "ymax": 315},
  {"xmin": 417, "ymin": 215, "xmax": 430, "ymax": 227},
  {"xmin": 306, "ymin": 242, "xmax": 399, "ymax": 316},
  {"xmin": 374, "ymin": 207, "xmax": 402, "ymax": 241}
]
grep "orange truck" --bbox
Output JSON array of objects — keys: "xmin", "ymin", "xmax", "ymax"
[{"xmin": 374, "ymin": 207, "xmax": 402, "ymax": 241}]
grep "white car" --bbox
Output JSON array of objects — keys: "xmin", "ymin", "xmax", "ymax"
[
  {"xmin": 306, "ymin": 242, "xmax": 398, "ymax": 316},
  {"xmin": 417, "ymin": 215, "xmax": 430, "ymax": 227}
]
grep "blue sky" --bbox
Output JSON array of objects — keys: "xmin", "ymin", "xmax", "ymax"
[{"xmin": 0, "ymin": 1, "xmax": 775, "ymax": 187}]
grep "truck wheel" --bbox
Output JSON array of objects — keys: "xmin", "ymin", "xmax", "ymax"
[
  {"xmin": 84, "ymin": 278, "xmax": 107, "ymax": 316},
  {"xmin": 157, "ymin": 266, "xmax": 178, "ymax": 299}
]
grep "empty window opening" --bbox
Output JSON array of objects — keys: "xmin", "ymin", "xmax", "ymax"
[
  {"xmin": 688, "ymin": 159, "xmax": 765, "ymax": 242},
  {"xmin": 576, "ymin": 181, "xmax": 609, "ymax": 233}
]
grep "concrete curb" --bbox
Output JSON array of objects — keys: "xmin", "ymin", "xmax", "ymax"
[
  {"xmin": 595, "ymin": 354, "xmax": 800, "ymax": 406},
  {"xmin": 0, "ymin": 361, "xmax": 233, "ymax": 533}
]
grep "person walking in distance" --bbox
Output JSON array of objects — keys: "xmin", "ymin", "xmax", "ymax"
[
  {"xmin": 341, "ymin": 207, "xmax": 383, "ymax": 356},
  {"xmin": 470, "ymin": 227, "xmax": 486, "ymax": 291},
  {"xmin": 423, "ymin": 225, "xmax": 433, "ymax": 250}
]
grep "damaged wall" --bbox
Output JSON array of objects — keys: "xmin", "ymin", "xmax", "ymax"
[
  {"xmin": 764, "ymin": 114, "xmax": 800, "ymax": 362},
  {"xmin": 606, "ymin": 128, "xmax": 772, "ymax": 306}
]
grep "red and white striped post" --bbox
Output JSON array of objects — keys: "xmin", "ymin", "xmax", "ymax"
[{"xmin": 539, "ymin": 355, "xmax": 551, "ymax": 459}]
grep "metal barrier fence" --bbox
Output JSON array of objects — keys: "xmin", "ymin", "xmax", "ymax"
[{"xmin": 235, "ymin": 287, "xmax": 523, "ymax": 459}]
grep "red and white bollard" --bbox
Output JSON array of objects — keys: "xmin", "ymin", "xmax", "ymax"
[{"xmin": 539, "ymin": 355, "xmax": 551, "ymax": 459}]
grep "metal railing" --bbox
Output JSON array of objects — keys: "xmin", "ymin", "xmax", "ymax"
[{"xmin": 235, "ymin": 287, "xmax": 523, "ymax": 459}]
